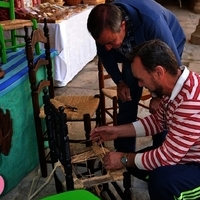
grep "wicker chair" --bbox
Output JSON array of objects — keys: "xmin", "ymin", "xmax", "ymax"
[
  {"xmin": 40, "ymin": 89, "xmax": 131, "ymax": 200},
  {"xmin": 0, "ymin": 0, "xmax": 40, "ymax": 64},
  {"xmin": 24, "ymin": 19, "xmax": 101, "ymax": 178}
]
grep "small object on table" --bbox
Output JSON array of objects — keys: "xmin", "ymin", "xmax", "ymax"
[{"xmin": 65, "ymin": 105, "xmax": 78, "ymax": 112}]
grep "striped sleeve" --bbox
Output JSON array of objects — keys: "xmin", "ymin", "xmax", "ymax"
[{"xmin": 135, "ymin": 72, "xmax": 200, "ymax": 170}]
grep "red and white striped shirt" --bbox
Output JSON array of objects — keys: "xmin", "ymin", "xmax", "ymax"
[{"xmin": 134, "ymin": 66, "xmax": 200, "ymax": 170}]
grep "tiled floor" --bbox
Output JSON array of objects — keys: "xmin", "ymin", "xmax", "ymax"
[{"xmin": 2, "ymin": 1, "xmax": 200, "ymax": 199}]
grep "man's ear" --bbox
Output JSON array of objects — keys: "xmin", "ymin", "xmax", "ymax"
[
  {"xmin": 121, "ymin": 20, "xmax": 126, "ymax": 30},
  {"xmin": 155, "ymin": 65, "xmax": 164, "ymax": 77}
]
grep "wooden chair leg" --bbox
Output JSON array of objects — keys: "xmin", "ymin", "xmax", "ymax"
[
  {"xmin": 83, "ymin": 113, "xmax": 95, "ymax": 174},
  {"xmin": 113, "ymin": 96, "xmax": 118, "ymax": 126},
  {"xmin": 84, "ymin": 113, "xmax": 92, "ymax": 143},
  {"xmin": 0, "ymin": 25, "xmax": 7, "ymax": 64},
  {"xmin": 101, "ymin": 183, "xmax": 117, "ymax": 200},
  {"xmin": 94, "ymin": 94, "xmax": 101, "ymax": 127},
  {"xmin": 123, "ymin": 171, "xmax": 132, "ymax": 200},
  {"xmin": 100, "ymin": 92, "xmax": 106, "ymax": 126},
  {"xmin": 34, "ymin": 117, "xmax": 48, "ymax": 177},
  {"xmin": 11, "ymin": 29, "xmax": 17, "ymax": 52},
  {"xmin": 37, "ymin": 137, "xmax": 48, "ymax": 177},
  {"xmin": 54, "ymin": 171, "xmax": 64, "ymax": 193}
]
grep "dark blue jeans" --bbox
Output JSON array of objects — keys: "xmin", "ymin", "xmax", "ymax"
[
  {"xmin": 114, "ymin": 60, "xmax": 142, "ymax": 153},
  {"xmin": 127, "ymin": 146, "xmax": 200, "ymax": 200}
]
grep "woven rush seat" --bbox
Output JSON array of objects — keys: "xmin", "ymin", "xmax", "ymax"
[
  {"xmin": 39, "ymin": 96, "xmax": 100, "ymax": 120},
  {"xmin": 58, "ymin": 145, "xmax": 126, "ymax": 189},
  {"xmin": 0, "ymin": 20, "xmax": 34, "ymax": 31},
  {"xmin": 102, "ymin": 86, "xmax": 117, "ymax": 99},
  {"xmin": 102, "ymin": 86, "xmax": 151, "ymax": 101},
  {"xmin": 71, "ymin": 168, "xmax": 126, "ymax": 189}
]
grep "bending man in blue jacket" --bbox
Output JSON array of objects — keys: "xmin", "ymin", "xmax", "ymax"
[{"xmin": 87, "ymin": 0, "xmax": 186, "ymax": 152}]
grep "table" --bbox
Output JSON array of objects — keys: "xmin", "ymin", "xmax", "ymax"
[
  {"xmin": 38, "ymin": 6, "xmax": 97, "ymax": 87},
  {"xmin": 0, "ymin": 49, "xmax": 57, "ymax": 195}
]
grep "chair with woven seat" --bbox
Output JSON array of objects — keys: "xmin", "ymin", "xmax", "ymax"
[
  {"xmin": 24, "ymin": 19, "xmax": 101, "ymax": 178},
  {"xmin": 0, "ymin": 0, "xmax": 40, "ymax": 63},
  {"xmin": 40, "ymin": 89, "xmax": 131, "ymax": 200},
  {"xmin": 98, "ymin": 57, "xmax": 151, "ymax": 126}
]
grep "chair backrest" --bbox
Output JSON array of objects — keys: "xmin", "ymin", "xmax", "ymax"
[
  {"xmin": 42, "ymin": 88, "xmax": 74, "ymax": 191},
  {"xmin": 24, "ymin": 19, "xmax": 54, "ymax": 177},
  {"xmin": 0, "ymin": 0, "xmax": 15, "ymax": 20},
  {"xmin": 25, "ymin": 20, "xmax": 54, "ymax": 99},
  {"xmin": 25, "ymin": 19, "xmax": 54, "ymax": 118}
]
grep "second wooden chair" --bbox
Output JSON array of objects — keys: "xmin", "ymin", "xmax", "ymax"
[{"xmin": 24, "ymin": 19, "xmax": 101, "ymax": 178}]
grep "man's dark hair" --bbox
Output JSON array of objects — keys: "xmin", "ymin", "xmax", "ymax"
[
  {"xmin": 87, "ymin": 3, "xmax": 123, "ymax": 40},
  {"xmin": 131, "ymin": 39, "xmax": 180, "ymax": 75}
]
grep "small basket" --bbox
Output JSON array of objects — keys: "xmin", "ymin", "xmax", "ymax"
[
  {"xmin": 64, "ymin": 0, "xmax": 81, "ymax": 5},
  {"xmin": 83, "ymin": 0, "xmax": 105, "ymax": 5}
]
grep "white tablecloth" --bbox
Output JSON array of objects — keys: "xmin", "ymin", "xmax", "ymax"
[{"xmin": 39, "ymin": 6, "xmax": 97, "ymax": 87}]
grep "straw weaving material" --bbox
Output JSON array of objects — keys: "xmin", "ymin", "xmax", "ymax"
[
  {"xmin": 59, "ymin": 145, "xmax": 126, "ymax": 189},
  {"xmin": 0, "ymin": 19, "xmax": 33, "ymax": 31},
  {"xmin": 102, "ymin": 86, "xmax": 151, "ymax": 100},
  {"xmin": 102, "ymin": 86, "xmax": 117, "ymax": 99},
  {"xmin": 71, "ymin": 145, "xmax": 109, "ymax": 163}
]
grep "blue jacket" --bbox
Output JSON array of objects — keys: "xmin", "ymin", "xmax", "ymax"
[{"xmin": 97, "ymin": 0, "xmax": 186, "ymax": 84}]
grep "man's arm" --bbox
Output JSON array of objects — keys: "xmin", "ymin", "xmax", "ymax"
[
  {"xmin": 90, "ymin": 123, "xmax": 136, "ymax": 144},
  {"xmin": 143, "ymin": 18, "xmax": 184, "ymax": 66},
  {"xmin": 97, "ymin": 43, "xmax": 123, "ymax": 84},
  {"xmin": 102, "ymin": 151, "xmax": 137, "ymax": 170}
]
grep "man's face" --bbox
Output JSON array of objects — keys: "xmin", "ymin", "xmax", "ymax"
[
  {"xmin": 131, "ymin": 56, "xmax": 163, "ymax": 97},
  {"xmin": 96, "ymin": 21, "xmax": 126, "ymax": 51}
]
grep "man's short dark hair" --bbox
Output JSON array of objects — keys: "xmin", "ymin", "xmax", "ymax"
[{"xmin": 87, "ymin": 3, "xmax": 123, "ymax": 40}]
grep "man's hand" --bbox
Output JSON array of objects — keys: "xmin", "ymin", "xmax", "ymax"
[
  {"xmin": 103, "ymin": 152, "xmax": 124, "ymax": 170},
  {"xmin": 90, "ymin": 124, "xmax": 136, "ymax": 144},
  {"xmin": 103, "ymin": 152, "xmax": 138, "ymax": 170},
  {"xmin": 90, "ymin": 126, "xmax": 118, "ymax": 144},
  {"xmin": 149, "ymin": 97, "xmax": 162, "ymax": 114},
  {"xmin": 117, "ymin": 81, "xmax": 132, "ymax": 102}
]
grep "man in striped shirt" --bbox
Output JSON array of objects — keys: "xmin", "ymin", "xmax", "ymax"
[{"xmin": 90, "ymin": 39, "xmax": 200, "ymax": 200}]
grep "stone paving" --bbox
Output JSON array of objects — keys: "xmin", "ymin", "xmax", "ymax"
[{"xmin": 2, "ymin": 1, "xmax": 200, "ymax": 199}]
